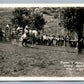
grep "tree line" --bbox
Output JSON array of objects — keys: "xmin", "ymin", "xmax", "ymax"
[
  {"xmin": 59, "ymin": 7, "xmax": 84, "ymax": 54},
  {"xmin": 11, "ymin": 7, "xmax": 46, "ymax": 33}
]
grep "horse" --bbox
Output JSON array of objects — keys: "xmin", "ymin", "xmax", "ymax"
[
  {"xmin": 28, "ymin": 29, "xmax": 38, "ymax": 37},
  {"xmin": 28, "ymin": 29, "xmax": 38, "ymax": 44}
]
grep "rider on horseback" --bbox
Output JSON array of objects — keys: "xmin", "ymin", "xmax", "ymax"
[{"xmin": 21, "ymin": 26, "xmax": 29, "ymax": 46}]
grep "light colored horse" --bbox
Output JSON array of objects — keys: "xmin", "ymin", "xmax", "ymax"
[
  {"xmin": 20, "ymin": 29, "xmax": 38, "ymax": 46},
  {"xmin": 29, "ymin": 29, "xmax": 38, "ymax": 37},
  {"xmin": 28, "ymin": 29, "xmax": 38, "ymax": 44}
]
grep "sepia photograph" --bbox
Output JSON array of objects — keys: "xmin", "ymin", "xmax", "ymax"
[{"xmin": 0, "ymin": 4, "xmax": 84, "ymax": 81}]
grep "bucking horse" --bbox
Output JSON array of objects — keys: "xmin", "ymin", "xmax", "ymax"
[{"xmin": 20, "ymin": 29, "xmax": 38, "ymax": 46}]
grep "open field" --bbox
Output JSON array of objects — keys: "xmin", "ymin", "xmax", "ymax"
[{"xmin": 0, "ymin": 42, "xmax": 84, "ymax": 77}]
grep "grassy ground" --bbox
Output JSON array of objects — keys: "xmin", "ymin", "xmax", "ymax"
[{"xmin": 0, "ymin": 42, "xmax": 84, "ymax": 77}]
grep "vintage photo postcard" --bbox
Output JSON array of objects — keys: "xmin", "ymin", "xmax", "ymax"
[{"xmin": 0, "ymin": 4, "xmax": 84, "ymax": 81}]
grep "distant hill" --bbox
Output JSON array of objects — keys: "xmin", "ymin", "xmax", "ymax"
[
  {"xmin": 43, "ymin": 14, "xmax": 65, "ymax": 36},
  {"xmin": 0, "ymin": 8, "xmax": 14, "ymax": 29}
]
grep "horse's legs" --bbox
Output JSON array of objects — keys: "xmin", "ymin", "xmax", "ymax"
[
  {"xmin": 22, "ymin": 39, "xmax": 24, "ymax": 46},
  {"xmin": 25, "ymin": 40, "xmax": 28, "ymax": 47}
]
